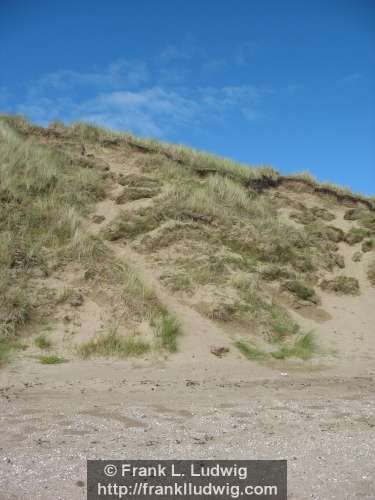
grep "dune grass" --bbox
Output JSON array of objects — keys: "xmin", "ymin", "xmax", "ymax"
[
  {"xmin": 271, "ymin": 332, "xmax": 317, "ymax": 360},
  {"xmin": 77, "ymin": 329, "xmax": 150, "ymax": 359},
  {"xmin": 2, "ymin": 115, "xmax": 374, "ymax": 207},
  {"xmin": 1, "ymin": 115, "xmax": 373, "ymax": 367},
  {"xmin": 34, "ymin": 334, "xmax": 51, "ymax": 349},
  {"xmin": 236, "ymin": 331, "xmax": 316, "ymax": 362},
  {"xmin": 0, "ymin": 338, "xmax": 26, "ymax": 365},
  {"xmin": 235, "ymin": 341, "xmax": 267, "ymax": 360},
  {"xmin": 38, "ymin": 354, "xmax": 66, "ymax": 365},
  {"xmin": 152, "ymin": 311, "xmax": 181, "ymax": 352},
  {"xmin": 0, "ymin": 119, "xmax": 103, "ymax": 363}
]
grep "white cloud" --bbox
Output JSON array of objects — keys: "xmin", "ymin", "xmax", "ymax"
[
  {"xmin": 35, "ymin": 59, "xmax": 149, "ymax": 92},
  {"xmin": 5, "ymin": 45, "xmax": 271, "ymax": 136},
  {"xmin": 159, "ymin": 36, "xmax": 206, "ymax": 64}
]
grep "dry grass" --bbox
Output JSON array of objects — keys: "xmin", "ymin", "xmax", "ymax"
[
  {"xmin": 0, "ymin": 120, "xmax": 103, "ymax": 357},
  {"xmin": 2, "ymin": 115, "xmax": 373, "ymax": 366},
  {"xmin": 77, "ymin": 328, "xmax": 150, "ymax": 359}
]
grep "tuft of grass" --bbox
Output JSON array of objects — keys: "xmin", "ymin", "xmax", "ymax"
[
  {"xmin": 260, "ymin": 265, "xmax": 294, "ymax": 282},
  {"xmin": 345, "ymin": 227, "xmax": 369, "ymax": 245},
  {"xmin": 320, "ymin": 276, "xmax": 360, "ymax": 295},
  {"xmin": 34, "ymin": 334, "xmax": 51, "ymax": 349},
  {"xmin": 38, "ymin": 355, "xmax": 66, "ymax": 364},
  {"xmin": 235, "ymin": 341, "xmax": 267, "ymax": 360},
  {"xmin": 270, "ymin": 307, "xmax": 300, "ymax": 341},
  {"xmin": 271, "ymin": 332, "xmax": 316, "ymax": 360},
  {"xmin": 153, "ymin": 312, "xmax": 181, "ymax": 353},
  {"xmin": 55, "ymin": 287, "xmax": 75, "ymax": 305},
  {"xmin": 77, "ymin": 329, "xmax": 150, "ymax": 359},
  {"xmin": 282, "ymin": 280, "xmax": 316, "ymax": 302},
  {"xmin": 0, "ymin": 338, "xmax": 26, "ymax": 365},
  {"xmin": 361, "ymin": 239, "xmax": 374, "ymax": 253}
]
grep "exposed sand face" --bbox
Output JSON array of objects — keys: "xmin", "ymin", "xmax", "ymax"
[{"xmin": 1, "ymin": 141, "xmax": 374, "ymax": 499}]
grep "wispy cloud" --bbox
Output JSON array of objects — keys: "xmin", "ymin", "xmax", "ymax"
[
  {"xmin": 34, "ymin": 59, "xmax": 149, "ymax": 92},
  {"xmin": 1, "ymin": 42, "xmax": 273, "ymax": 137},
  {"xmin": 159, "ymin": 36, "xmax": 206, "ymax": 64}
]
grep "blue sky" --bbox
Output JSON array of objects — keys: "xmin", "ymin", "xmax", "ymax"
[{"xmin": 1, "ymin": 0, "xmax": 374, "ymax": 194}]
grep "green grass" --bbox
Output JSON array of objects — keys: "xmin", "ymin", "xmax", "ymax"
[
  {"xmin": 270, "ymin": 307, "xmax": 300, "ymax": 341},
  {"xmin": 0, "ymin": 119, "xmax": 104, "ymax": 362},
  {"xmin": 320, "ymin": 276, "xmax": 360, "ymax": 295},
  {"xmin": 271, "ymin": 332, "xmax": 317, "ymax": 360},
  {"xmin": 235, "ymin": 341, "xmax": 267, "ymax": 360},
  {"xmin": 3, "ymin": 115, "xmax": 374, "ymax": 208},
  {"xmin": 38, "ymin": 355, "xmax": 66, "ymax": 365},
  {"xmin": 236, "ymin": 332, "xmax": 316, "ymax": 361},
  {"xmin": 153, "ymin": 312, "xmax": 181, "ymax": 353},
  {"xmin": 283, "ymin": 280, "xmax": 316, "ymax": 301},
  {"xmin": 345, "ymin": 227, "xmax": 370, "ymax": 245},
  {"xmin": 34, "ymin": 334, "xmax": 51, "ymax": 349},
  {"xmin": 0, "ymin": 339, "xmax": 26, "ymax": 365},
  {"xmin": 3, "ymin": 115, "xmax": 373, "ymax": 366},
  {"xmin": 77, "ymin": 329, "xmax": 150, "ymax": 359}
]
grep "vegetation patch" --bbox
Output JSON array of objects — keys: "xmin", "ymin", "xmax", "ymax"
[
  {"xmin": 235, "ymin": 341, "xmax": 267, "ymax": 360},
  {"xmin": 345, "ymin": 228, "xmax": 369, "ymax": 245},
  {"xmin": 361, "ymin": 239, "xmax": 374, "ymax": 253},
  {"xmin": 78, "ymin": 329, "xmax": 150, "ymax": 359},
  {"xmin": 320, "ymin": 276, "xmax": 360, "ymax": 295},
  {"xmin": 271, "ymin": 332, "xmax": 316, "ymax": 360},
  {"xmin": 344, "ymin": 208, "xmax": 365, "ymax": 221},
  {"xmin": 290, "ymin": 210, "xmax": 316, "ymax": 225},
  {"xmin": 152, "ymin": 312, "xmax": 181, "ymax": 353},
  {"xmin": 38, "ymin": 355, "xmax": 66, "ymax": 365},
  {"xmin": 0, "ymin": 119, "xmax": 103, "ymax": 365},
  {"xmin": 311, "ymin": 207, "xmax": 336, "ymax": 221},
  {"xmin": 115, "ymin": 186, "xmax": 160, "ymax": 204},
  {"xmin": 236, "ymin": 331, "xmax": 316, "ymax": 361},
  {"xmin": 0, "ymin": 338, "xmax": 26, "ymax": 365},
  {"xmin": 34, "ymin": 334, "xmax": 51, "ymax": 349},
  {"xmin": 260, "ymin": 265, "xmax": 294, "ymax": 282},
  {"xmin": 282, "ymin": 280, "xmax": 317, "ymax": 302}
]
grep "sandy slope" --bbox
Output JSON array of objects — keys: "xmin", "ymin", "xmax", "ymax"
[{"xmin": 0, "ymin": 144, "xmax": 374, "ymax": 499}]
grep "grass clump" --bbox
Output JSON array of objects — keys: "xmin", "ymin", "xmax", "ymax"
[
  {"xmin": 34, "ymin": 334, "xmax": 51, "ymax": 349},
  {"xmin": 0, "ymin": 338, "xmax": 26, "ymax": 365},
  {"xmin": 55, "ymin": 287, "xmax": 75, "ymax": 305},
  {"xmin": 271, "ymin": 332, "xmax": 316, "ymax": 360},
  {"xmin": 236, "ymin": 331, "xmax": 316, "ymax": 361},
  {"xmin": 282, "ymin": 280, "xmax": 316, "ymax": 302},
  {"xmin": 320, "ymin": 276, "xmax": 360, "ymax": 295},
  {"xmin": 77, "ymin": 329, "xmax": 150, "ymax": 359},
  {"xmin": 153, "ymin": 312, "xmax": 181, "ymax": 352},
  {"xmin": 235, "ymin": 341, "xmax": 267, "ymax": 360},
  {"xmin": 361, "ymin": 239, "xmax": 374, "ymax": 253},
  {"xmin": 345, "ymin": 227, "xmax": 369, "ymax": 245},
  {"xmin": 270, "ymin": 307, "xmax": 300, "ymax": 341},
  {"xmin": 0, "ymin": 120, "xmax": 104, "ymax": 362},
  {"xmin": 38, "ymin": 355, "xmax": 66, "ymax": 364},
  {"xmin": 260, "ymin": 265, "xmax": 293, "ymax": 282}
]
